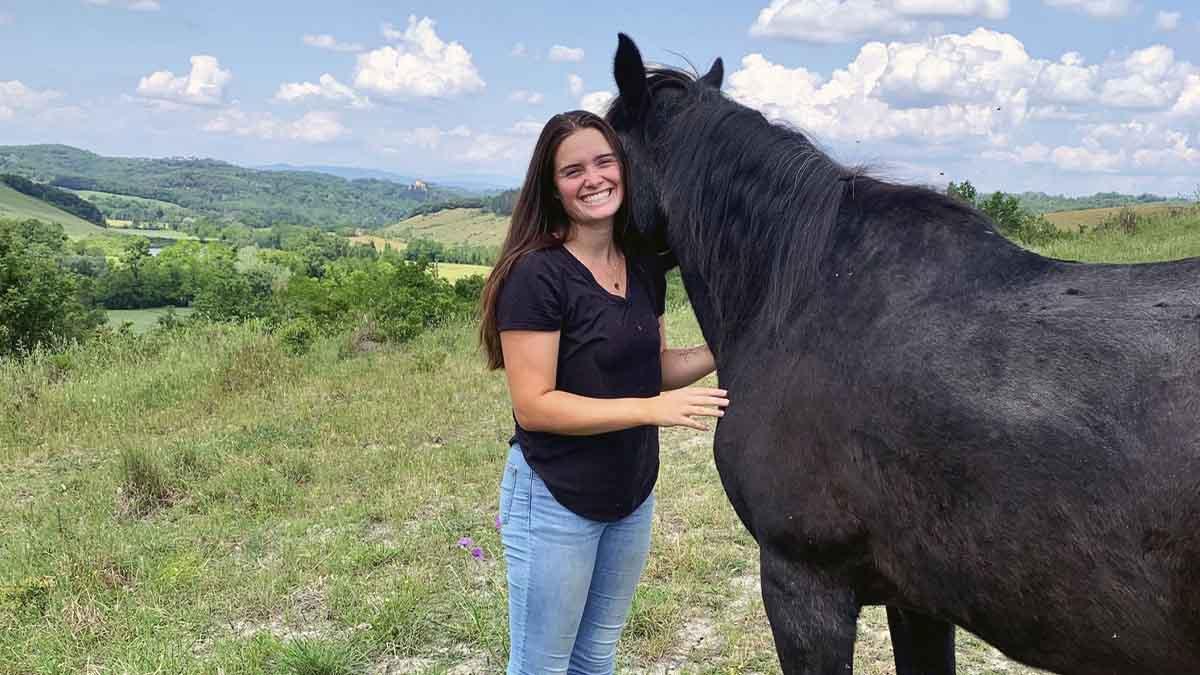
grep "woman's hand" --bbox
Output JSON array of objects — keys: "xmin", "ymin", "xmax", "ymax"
[{"xmin": 645, "ymin": 387, "xmax": 729, "ymax": 431}]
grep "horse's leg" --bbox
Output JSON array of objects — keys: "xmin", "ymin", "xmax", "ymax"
[
  {"xmin": 760, "ymin": 547, "xmax": 858, "ymax": 674},
  {"xmin": 886, "ymin": 607, "xmax": 956, "ymax": 675}
]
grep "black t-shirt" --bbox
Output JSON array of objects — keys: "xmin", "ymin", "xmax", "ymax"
[{"xmin": 496, "ymin": 245, "xmax": 667, "ymax": 521}]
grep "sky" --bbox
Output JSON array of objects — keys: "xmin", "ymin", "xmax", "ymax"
[{"xmin": 1, "ymin": 0, "xmax": 1198, "ymax": 195}]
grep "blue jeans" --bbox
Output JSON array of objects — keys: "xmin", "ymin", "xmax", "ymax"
[{"xmin": 498, "ymin": 444, "xmax": 655, "ymax": 675}]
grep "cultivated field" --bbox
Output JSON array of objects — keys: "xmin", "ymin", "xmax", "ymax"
[
  {"xmin": 1042, "ymin": 202, "xmax": 1190, "ymax": 230},
  {"xmin": 0, "ymin": 183, "xmax": 108, "ymax": 238},
  {"xmin": 432, "ymin": 262, "xmax": 491, "ymax": 281},
  {"xmin": 383, "ymin": 208, "xmax": 509, "ymax": 247}
]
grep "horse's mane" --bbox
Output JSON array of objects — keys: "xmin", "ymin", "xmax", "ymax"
[{"xmin": 640, "ymin": 68, "xmax": 972, "ymax": 336}]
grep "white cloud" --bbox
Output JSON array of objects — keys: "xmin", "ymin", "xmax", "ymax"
[
  {"xmin": 510, "ymin": 120, "xmax": 544, "ymax": 136},
  {"xmin": 84, "ymin": 0, "xmax": 160, "ymax": 10},
  {"xmin": 303, "ymin": 34, "xmax": 364, "ymax": 52},
  {"xmin": 388, "ymin": 125, "xmax": 473, "ymax": 150},
  {"xmin": 568, "ymin": 74, "xmax": 584, "ymax": 97},
  {"xmin": 1099, "ymin": 45, "xmax": 1193, "ymax": 108},
  {"xmin": 461, "ymin": 133, "xmax": 526, "ymax": 162},
  {"xmin": 548, "ymin": 45, "xmax": 585, "ymax": 62},
  {"xmin": 1048, "ymin": 145, "xmax": 1124, "ymax": 171},
  {"xmin": 751, "ymin": 0, "xmax": 916, "ymax": 43},
  {"xmin": 749, "ymin": 0, "xmax": 1008, "ymax": 43},
  {"xmin": 508, "ymin": 90, "xmax": 545, "ymax": 104},
  {"xmin": 354, "ymin": 16, "xmax": 484, "ymax": 98},
  {"xmin": 1035, "ymin": 52, "xmax": 1099, "ymax": 104},
  {"xmin": 136, "ymin": 55, "xmax": 231, "ymax": 106},
  {"xmin": 0, "ymin": 80, "xmax": 64, "ymax": 120},
  {"xmin": 511, "ymin": 42, "xmax": 527, "ymax": 57},
  {"xmin": 1172, "ymin": 73, "xmax": 1200, "ymax": 115},
  {"xmin": 275, "ymin": 74, "xmax": 371, "ymax": 109},
  {"xmin": 580, "ymin": 91, "xmax": 615, "ymax": 115},
  {"xmin": 1043, "ymin": 0, "xmax": 1130, "ymax": 18},
  {"xmin": 1154, "ymin": 10, "xmax": 1181, "ymax": 31},
  {"xmin": 203, "ymin": 109, "xmax": 347, "ymax": 143}
]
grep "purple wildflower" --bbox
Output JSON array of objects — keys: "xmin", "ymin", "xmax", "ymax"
[
  {"xmin": 494, "ymin": 514, "xmax": 502, "ymax": 530},
  {"xmin": 471, "ymin": 547, "xmax": 485, "ymax": 560},
  {"xmin": 457, "ymin": 536, "xmax": 474, "ymax": 550}
]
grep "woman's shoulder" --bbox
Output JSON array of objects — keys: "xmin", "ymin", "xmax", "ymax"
[{"xmin": 510, "ymin": 245, "xmax": 567, "ymax": 277}]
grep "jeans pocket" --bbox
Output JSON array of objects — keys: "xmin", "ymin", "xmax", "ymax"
[{"xmin": 498, "ymin": 448, "xmax": 520, "ymax": 527}]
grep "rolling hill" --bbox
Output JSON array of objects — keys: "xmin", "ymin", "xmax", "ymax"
[
  {"xmin": 383, "ymin": 207, "xmax": 510, "ymax": 247},
  {"xmin": 0, "ymin": 144, "xmax": 458, "ymax": 229},
  {"xmin": 0, "ymin": 182, "xmax": 109, "ymax": 237}
]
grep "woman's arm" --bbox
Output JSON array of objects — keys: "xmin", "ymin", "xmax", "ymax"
[
  {"xmin": 501, "ymin": 329, "xmax": 726, "ymax": 434},
  {"xmin": 659, "ymin": 318, "xmax": 716, "ymax": 391}
]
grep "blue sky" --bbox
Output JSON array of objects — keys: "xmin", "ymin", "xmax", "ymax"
[{"xmin": 1, "ymin": 0, "xmax": 1198, "ymax": 195}]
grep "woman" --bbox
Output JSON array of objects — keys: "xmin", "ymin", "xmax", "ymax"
[{"xmin": 478, "ymin": 110, "xmax": 728, "ymax": 674}]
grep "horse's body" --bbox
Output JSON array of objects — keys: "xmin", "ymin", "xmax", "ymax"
[{"xmin": 608, "ymin": 35, "xmax": 1200, "ymax": 675}]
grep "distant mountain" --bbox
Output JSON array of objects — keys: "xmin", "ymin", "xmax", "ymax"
[
  {"xmin": 256, "ymin": 163, "xmax": 519, "ymax": 194},
  {"xmin": 255, "ymin": 163, "xmax": 419, "ymax": 185},
  {"xmin": 0, "ymin": 144, "xmax": 455, "ymax": 229}
]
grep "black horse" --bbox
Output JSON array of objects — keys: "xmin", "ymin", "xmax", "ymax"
[{"xmin": 607, "ymin": 34, "xmax": 1200, "ymax": 675}]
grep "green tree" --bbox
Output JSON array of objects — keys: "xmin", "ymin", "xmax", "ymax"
[
  {"xmin": 947, "ymin": 180, "xmax": 978, "ymax": 207},
  {"xmin": 0, "ymin": 219, "xmax": 104, "ymax": 356},
  {"xmin": 979, "ymin": 191, "xmax": 1025, "ymax": 236}
]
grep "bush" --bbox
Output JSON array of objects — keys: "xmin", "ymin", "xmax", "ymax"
[{"xmin": 276, "ymin": 316, "xmax": 320, "ymax": 355}]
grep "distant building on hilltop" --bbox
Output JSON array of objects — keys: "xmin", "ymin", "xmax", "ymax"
[{"xmin": 411, "ymin": 179, "xmax": 428, "ymax": 192}]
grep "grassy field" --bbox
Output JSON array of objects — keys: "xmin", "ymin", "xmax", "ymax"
[
  {"xmin": 1042, "ymin": 202, "xmax": 1191, "ymax": 230},
  {"xmin": 3, "ymin": 214, "xmax": 1196, "ymax": 674},
  {"xmin": 1032, "ymin": 204, "xmax": 1200, "ymax": 262},
  {"xmin": 432, "ymin": 262, "xmax": 491, "ymax": 281},
  {"xmin": 107, "ymin": 307, "xmax": 197, "ymax": 334},
  {"xmin": 72, "ymin": 190, "xmax": 187, "ymax": 210},
  {"xmin": 348, "ymin": 234, "xmax": 406, "ymax": 252},
  {"xmin": 382, "ymin": 208, "xmax": 509, "ymax": 247},
  {"xmin": 0, "ymin": 183, "xmax": 109, "ymax": 237},
  {"xmin": 106, "ymin": 227, "xmax": 197, "ymax": 241}
]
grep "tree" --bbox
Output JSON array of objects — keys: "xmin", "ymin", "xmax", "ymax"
[
  {"xmin": 947, "ymin": 180, "xmax": 978, "ymax": 207},
  {"xmin": 0, "ymin": 219, "xmax": 104, "ymax": 356},
  {"xmin": 979, "ymin": 191, "xmax": 1024, "ymax": 236}
]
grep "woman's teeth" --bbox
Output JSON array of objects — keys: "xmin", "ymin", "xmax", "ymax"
[{"xmin": 581, "ymin": 188, "xmax": 613, "ymax": 204}]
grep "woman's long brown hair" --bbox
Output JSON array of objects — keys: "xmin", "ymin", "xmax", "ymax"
[{"xmin": 479, "ymin": 110, "xmax": 632, "ymax": 369}]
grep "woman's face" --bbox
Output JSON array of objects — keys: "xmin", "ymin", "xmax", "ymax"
[{"xmin": 553, "ymin": 127, "xmax": 623, "ymax": 228}]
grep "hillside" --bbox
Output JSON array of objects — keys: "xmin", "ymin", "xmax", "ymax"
[
  {"xmin": 383, "ymin": 207, "xmax": 509, "ymax": 247},
  {"xmin": 0, "ymin": 182, "xmax": 109, "ymax": 237},
  {"xmin": 1017, "ymin": 191, "xmax": 1188, "ymax": 214},
  {"xmin": 0, "ymin": 144, "xmax": 458, "ymax": 229}
]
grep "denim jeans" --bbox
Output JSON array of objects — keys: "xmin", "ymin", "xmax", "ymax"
[{"xmin": 498, "ymin": 444, "xmax": 655, "ymax": 675}]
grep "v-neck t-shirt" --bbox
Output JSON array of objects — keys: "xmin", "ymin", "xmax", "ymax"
[{"xmin": 496, "ymin": 245, "xmax": 667, "ymax": 521}]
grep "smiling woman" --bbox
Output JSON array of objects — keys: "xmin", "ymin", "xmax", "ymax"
[{"xmin": 476, "ymin": 110, "xmax": 726, "ymax": 675}]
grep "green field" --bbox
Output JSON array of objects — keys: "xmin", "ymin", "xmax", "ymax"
[
  {"xmin": 383, "ymin": 207, "xmax": 509, "ymax": 247},
  {"xmin": 106, "ymin": 227, "xmax": 197, "ymax": 241},
  {"xmin": 433, "ymin": 262, "xmax": 491, "ymax": 280},
  {"xmin": 0, "ymin": 183, "xmax": 108, "ymax": 237},
  {"xmin": 1042, "ymin": 202, "xmax": 1190, "ymax": 230},
  {"xmin": 72, "ymin": 189, "xmax": 187, "ymax": 210},
  {"xmin": 106, "ymin": 307, "xmax": 196, "ymax": 334},
  {"xmin": 1032, "ymin": 205, "xmax": 1200, "ymax": 263}
]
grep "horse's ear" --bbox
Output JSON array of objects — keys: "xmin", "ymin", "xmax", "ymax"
[
  {"xmin": 700, "ymin": 57, "xmax": 723, "ymax": 89},
  {"xmin": 614, "ymin": 33, "xmax": 649, "ymax": 116}
]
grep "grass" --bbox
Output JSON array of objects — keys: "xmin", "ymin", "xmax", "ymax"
[
  {"xmin": 0, "ymin": 183, "xmax": 108, "ymax": 238},
  {"xmin": 382, "ymin": 208, "xmax": 509, "ymax": 247},
  {"xmin": 107, "ymin": 307, "xmax": 197, "ymax": 334},
  {"xmin": 2, "ymin": 218, "xmax": 1194, "ymax": 673},
  {"xmin": 106, "ymin": 227, "xmax": 197, "ymax": 241},
  {"xmin": 1042, "ymin": 201, "xmax": 1191, "ymax": 231},
  {"xmin": 432, "ymin": 262, "xmax": 491, "ymax": 281},
  {"xmin": 1030, "ymin": 205, "xmax": 1200, "ymax": 262}
]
